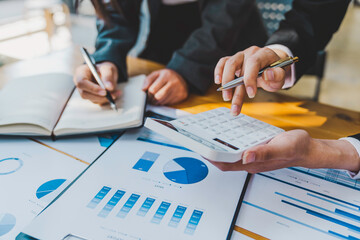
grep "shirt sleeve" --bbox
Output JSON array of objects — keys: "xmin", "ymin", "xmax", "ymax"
[
  {"xmin": 339, "ymin": 137, "xmax": 360, "ymax": 179},
  {"xmin": 266, "ymin": 44, "xmax": 296, "ymax": 89}
]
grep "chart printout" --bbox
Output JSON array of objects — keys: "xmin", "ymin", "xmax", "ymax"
[
  {"xmin": 0, "ymin": 138, "xmax": 86, "ymax": 239},
  {"xmin": 21, "ymin": 129, "xmax": 248, "ymax": 240},
  {"xmin": 236, "ymin": 168, "xmax": 360, "ymax": 240}
]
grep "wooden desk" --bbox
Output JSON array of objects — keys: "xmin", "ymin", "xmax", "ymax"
[
  {"xmin": 1, "ymin": 46, "xmax": 358, "ymax": 139},
  {"xmin": 1, "ymin": 47, "xmax": 359, "ymax": 239}
]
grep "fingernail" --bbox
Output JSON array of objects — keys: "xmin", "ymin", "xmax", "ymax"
[
  {"xmin": 215, "ymin": 75, "xmax": 221, "ymax": 84},
  {"xmin": 246, "ymin": 86, "xmax": 255, "ymax": 98},
  {"xmin": 223, "ymin": 91, "xmax": 231, "ymax": 101},
  {"xmin": 231, "ymin": 105, "xmax": 240, "ymax": 116},
  {"xmin": 105, "ymin": 81, "xmax": 113, "ymax": 89},
  {"xmin": 265, "ymin": 69, "xmax": 274, "ymax": 81},
  {"xmin": 243, "ymin": 152, "xmax": 255, "ymax": 164},
  {"xmin": 98, "ymin": 89, "xmax": 106, "ymax": 96}
]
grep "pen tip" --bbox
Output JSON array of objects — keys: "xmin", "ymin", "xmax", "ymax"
[{"xmin": 217, "ymin": 87, "xmax": 223, "ymax": 92}]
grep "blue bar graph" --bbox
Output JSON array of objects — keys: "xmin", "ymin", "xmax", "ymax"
[
  {"xmin": 328, "ymin": 230, "xmax": 360, "ymax": 240},
  {"xmin": 116, "ymin": 194, "xmax": 140, "ymax": 218},
  {"xmin": 290, "ymin": 167, "xmax": 360, "ymax": 191},
  {"xmin": 168, "ymin": 205, "xmax": 187, "ymax": 228},
  {"xmin": 137, "ymin": 197, "xmax": 156, "ymax": 217},
  {"xmin": 282, "ymin": 200, "xmax": 360, "ymax": 232},
  {"xmin": 184, "ymin": 210, "xmax": 203, "ymax": 235},
  {"xmin": 335, "ymin": 209, "xmax": 360, "ymax": 222},
  {"xmin": 259, "ymin": 173, "xmax": 360, "ymax": 210},
  {"xmin": 87, "ymin": 186, "xmax": 111, "ymax": 209},
  {"xmin": 151, "ymin": 201, "xmax": 171, "ymax": 224},
  {"xmin": 132, "ymin": 152, "xmax": 160, "ymax": 172},
  {"xmin": 98, "ymin": 190, "xmax": 126, "ymax": 218}
]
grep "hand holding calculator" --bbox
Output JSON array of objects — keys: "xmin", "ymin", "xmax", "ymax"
[{"xmin": 145, "ymin": 107, "xmax": 284, "ymax": 162}]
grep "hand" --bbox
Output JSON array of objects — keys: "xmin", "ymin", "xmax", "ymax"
[
  {"xmin": 214, "ymin": 46, "xmax": 290, "ymax": 116},
  {"xmin": 142, "ymin": 69, "xmax": 189, "ymax": 105},
  {"xmin": 73, "ymin": 61, "xmax": 122, "ymax": 105},
  {"xmin": 208, "ymin": 130, "xmax": 360, "ymax": 174}
]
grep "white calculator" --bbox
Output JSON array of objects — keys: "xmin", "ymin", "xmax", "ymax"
[{"xmin": 144, "ymin": 107, "xmax": 284, "ymax": 162}]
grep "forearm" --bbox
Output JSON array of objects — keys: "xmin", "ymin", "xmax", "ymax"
[{"xmin": 306, "ymin": 138, "xmax": 360, "ymax": 172}]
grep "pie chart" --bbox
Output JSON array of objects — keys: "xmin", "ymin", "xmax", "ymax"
[
  {"xmin": 0, "ymin": 158, "xmax": 23, "ymax": 175},
  {"xmin": 163, "ymin": 157, "xmax": 208, "ymax": 184},
  {"xmin": 36, "ymin": 179, "xmax": 67, "ymax": 203},
  {"xmin": 0, "ymin": 213, "xmax": 16, "ymax": 237}
]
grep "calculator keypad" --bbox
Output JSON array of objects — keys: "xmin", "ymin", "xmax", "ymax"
[{"xmin": 172, "ymin": 107, "xmax": 283, "ymax": 152}]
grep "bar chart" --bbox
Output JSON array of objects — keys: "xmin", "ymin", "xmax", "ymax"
[
  {"xmin": 291, "ymin": 167, "xmax": 360, "ymax": 190},
  {"xmin": 86, "ymin": 186, "xmax": 204, "ymax": 235},
  {"xmin": 238, "ymin": 170, "xmax": 360, "ymax": 240},
  {"xmin": 132, "ymin": 151, "xmax": 160, "ymax": 172}
]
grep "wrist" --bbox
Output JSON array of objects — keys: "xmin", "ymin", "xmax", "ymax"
[{"xmin": 308, "ymin": 139, "xmax": 360, "ymax": 172}]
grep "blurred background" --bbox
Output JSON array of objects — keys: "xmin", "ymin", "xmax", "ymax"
[{"xmin": 0, "ymin": 0, "xmax": 359, "ymax": 111}]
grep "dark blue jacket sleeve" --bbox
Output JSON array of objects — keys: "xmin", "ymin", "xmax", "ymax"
[
  {"xmin": 266, "ymin": 0, "xmax": 350, "ymax": 80},
  {"xmin": 92, "ymin": 1, "xmax": 142, "ymax": 82}
]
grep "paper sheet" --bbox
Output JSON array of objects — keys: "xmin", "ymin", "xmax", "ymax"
[
  {"xmin": 236, "ymin": 168, "xmax": 360, "ymax": 240},
  {"xmin": 35, "ymin": 134, "xmax": 119, "ymax": 164},
  {"xmin": 21, "ymin": 129, "xmax": 248, "ymax": 240},
  {"xmin": 0, "ymin": 138, "xmax": 88, "ymax": 239}
]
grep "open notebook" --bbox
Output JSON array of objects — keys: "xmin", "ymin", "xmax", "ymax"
[{"xmin": 0, "ymin": 73, "xmax": 147, "ymax": 137}]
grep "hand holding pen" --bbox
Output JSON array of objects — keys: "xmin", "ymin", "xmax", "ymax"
[
  {"xmin": 214, "ymin": 46, "xmax": 299, "ymax": 116},
  {"xmin": 74, "ymin": 48, "xmax": 122, "ymax": 110}
]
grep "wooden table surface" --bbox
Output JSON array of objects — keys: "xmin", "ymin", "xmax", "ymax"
[
  {"xmin": 1, "ymin": 46, "xmax": 359, "ymax": 240},
  {"xmin": 1, "ymin": 46, "xmax": 359, "ymax": 139}
]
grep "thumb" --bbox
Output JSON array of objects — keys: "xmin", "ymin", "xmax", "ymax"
[
  {"xmin": 259, "ymin": 67, "xmax": 286, "ymax": 92},
  {"xmin": 242, "ymin": 143, "xmax": 284, "ymax": 164}
]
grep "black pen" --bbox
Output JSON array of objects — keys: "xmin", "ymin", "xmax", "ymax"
[
  {"xmin": 217, "ymin": 56, "xmax": 299, "ymax": 91},
  {"xmin": 80, "ymin": 47, "xmax": 118, "ymax": 112}
]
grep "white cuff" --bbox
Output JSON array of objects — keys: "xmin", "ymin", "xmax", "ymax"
[
  {"xmin": 339, "ymin": 137, "xmax": 360, "ymax": 179},
  {"xmin": 266, "ymin": 44, "xmax": 296, "ymax": 89}
]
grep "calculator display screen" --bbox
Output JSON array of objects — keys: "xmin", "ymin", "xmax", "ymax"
[{"xmin": 213, "ymin": 138, "xmax": 239, "ymax": 150}]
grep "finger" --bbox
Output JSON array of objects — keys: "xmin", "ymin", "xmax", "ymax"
[
  {"xmin": 222, "ymin": 52, "xmax": 244, "ymax": 101},
  {"xmin": 142, "ymin": 71, "xmax": 160, "ymax": 91},
  {"xmin": 230, "ymin": 85, "xmax": 246, "ymax": 116},
  {"xmin": 242, "ymin": 142, "xmax": 288, "ymax": 165},
  {"xmin": 76, "ymin": 78, "xmax": 106, "ymax": 97},
  {"xmin": 98, "ymin": 64, "xmax": 117, "ymax": 91},
  {"xmin": 243, "ymin": 48, "xmax": 279, "ymax": 98},
  {"xmin": 78, "ymin": 89, "xmax": 109, "ymax": 104},
  {"xmin": 153, "ymin": 83, "xmax": 173, "ymax": 104},
  {"xmin": 257, "ymin": 67, "xmax": 286, "ymax": 92},
  {"xmin": 148, "ymin": 75, "xmax": 167, "ymax": 96},
  {"xmin": 214, "ymin": 56, "xmax": 230, "ymax": 84}
]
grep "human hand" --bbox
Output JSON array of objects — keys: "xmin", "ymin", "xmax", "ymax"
[
  {"xmin": 208, "ymin": 130, "xmax": 360, "ymax": 174},
  {"xmin": 214, "ymin": 46, "xmax": 290, "ymax": 116},
  {"xmin": 142, "ymin": 69, "xmax": 189, "ymax": 105},
  {"xmin": 73, "ymin": 61, "xmax": 122, "ymax": 105}
]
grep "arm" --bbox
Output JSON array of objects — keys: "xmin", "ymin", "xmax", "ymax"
[
  {"xmin": 215, "ymin": 0, "xmax": 350, "ymax": 115},
  {"xmin": 208, "ymin": 130, "xmax": 360, "ymax": 177},
  {"xmin": 167, "ymin": 0, "xmax": 263, "ymax": 94},
  {"xmin": 72, "ymin": 1, "xmax": 141, "ymax": 105},
  {"xmin": 266, "ymin": 0, "xmax": 350, "ymax": 80},
  {"xmin": 92, "ymin": 0, "xmax": 142, "ymax": 82}
]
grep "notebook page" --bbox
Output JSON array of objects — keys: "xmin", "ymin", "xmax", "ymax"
[
  {"xmin": 0, "ymin": 73, "xmax": 74, "ymax": 133},
  {"xmin": 54, "ymin": 75, "xmax": 146, "ymax": 135}
]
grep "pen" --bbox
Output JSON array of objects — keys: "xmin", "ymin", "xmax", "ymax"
[
  {"xmin": 80, "ymin": 47, "xmax": 118, "ymax": 112},
  {"xmin": 217, "ymin": 56, "xmax": 299, "ymax": 91}
]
